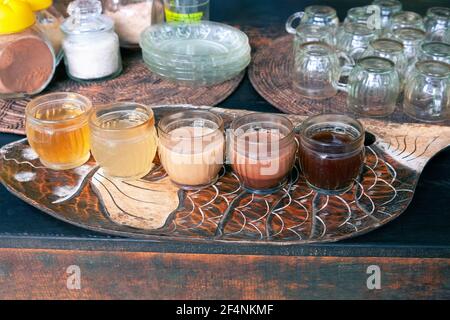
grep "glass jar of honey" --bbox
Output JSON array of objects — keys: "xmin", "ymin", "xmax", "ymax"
[
  {"xmin": 89, "ymin": 102, "xmax": 158, "ymax": 180},
  {"xmin": 298, "ymin": 114, "xmax": 365, "ymax": 195},
  {"xmin": 26, "ymin": 92, "xmax": 92, "ymax": 170}
]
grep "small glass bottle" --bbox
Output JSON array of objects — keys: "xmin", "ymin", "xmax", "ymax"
[
  {"xmin": 104, "ymin": 0, "xmax": 164, "ymax": 48},
  {"xmin": 61, "ymin": 0, "xmax": 122, "ymax": 82},
  {"xmin": 163, "ymin": 0, "xmax": 209, "ymax": 23},
  {"xmin": 0, "ymin": 0, "xmax": 55, "ymax": 99},
  {"xmin": 424, "ymin": 7, "xmax": 450, "ymax": 42},
  {"xmin": 27, "ymin": 0, "xmax": 65, "ymax": 65}
]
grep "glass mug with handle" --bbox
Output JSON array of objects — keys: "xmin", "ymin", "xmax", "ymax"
[
  {"xmin": 286, "ymin": 5, "xmax": 339, "ymax": 36},
  {"xmin": 362, "ymin": 38, "xmax": 407, "ymax": 86},
  {"xmin": 336, "ymin": 22, "xmax": 380, "ymax": 61},
  {"xmin": 288, "ymin": 24, "xmax": 335, "ymax": 47},
  {"xmin": 334, "ymin": 56, "xmax": 400, "ymax": 117},
  {"xmin": 404, "ymin": 60, "xmax": 450, "ymax": 122},
  {"xmin": 293, "ymin": 41, "xmax": 355, "ymax": 100}
]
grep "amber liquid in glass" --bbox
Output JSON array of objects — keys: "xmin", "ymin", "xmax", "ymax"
[{"xmin": 27, "ymin": 106, "xmax": 90, "ymax": 170}]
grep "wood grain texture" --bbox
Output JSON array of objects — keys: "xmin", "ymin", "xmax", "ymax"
[
  {"xmin": 0, "ymin": 105, "xmax": 449, "ymax": 244},
  {"xmin": 249, "ymin": 35, "xmax": 450, "ymax": 126},
  {"xmin": 0, "ymin": 248, "xmax": 449, "ymax": 299},
  {"xmin": 0, "ymin": 51, "xmax": 244, "ymax": 135}
]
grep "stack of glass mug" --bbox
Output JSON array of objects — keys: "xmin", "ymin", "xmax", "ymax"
[
  {"xmin": 26, "ymin": 94, "xmax": 365, "ymax": 196},
  {"xmin": 286, "ymin": 0, "xmax": 450, "ymax": 122}
]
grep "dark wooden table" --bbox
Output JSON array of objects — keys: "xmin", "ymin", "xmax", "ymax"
[{"xmin": 0, "ymin": 0, "xmax": 449, "ymax": 299}]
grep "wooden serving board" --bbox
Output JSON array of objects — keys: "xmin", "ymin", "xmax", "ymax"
[{"xmin": 1, "ymin": 105, "xmax": 449, "ymax": 244}]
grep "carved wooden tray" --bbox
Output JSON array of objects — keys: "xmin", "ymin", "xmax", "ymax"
[
  {"xmin": 0, "ymin": 51, "xmax": 244, "ymax": 135},
  {"xmin": 1, "ymin": 105, "xmax": 449, "ymax": 244},
  {"xmin": 249, "ymin": 35, "xmax": 450, "ymax": 126}
]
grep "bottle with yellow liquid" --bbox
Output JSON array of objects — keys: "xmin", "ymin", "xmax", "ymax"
[
  {"xmin": 26, "ymin": 92, "xmax": 92, "ymax": 170},
  {"xmin": 163, "ymin": 0, "xmax": 209, "ymax": 23},
  {"xmin": 89, "ymin": 102, "xmax": 158, "ymax": 180}
]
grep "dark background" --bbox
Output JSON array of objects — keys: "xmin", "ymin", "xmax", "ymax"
[{"xmin": 0, "ymin": 0, "xmax": 449, "ymax": 256}]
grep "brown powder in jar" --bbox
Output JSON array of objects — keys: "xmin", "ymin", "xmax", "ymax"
[{"xmin": 0, "ymin": 36, "xmax": 54, "ymax": 94}]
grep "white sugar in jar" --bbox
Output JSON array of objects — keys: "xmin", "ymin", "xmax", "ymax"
[{"xmin": 61, "ymin": 0, "xmax": 122, "ymax": 81}]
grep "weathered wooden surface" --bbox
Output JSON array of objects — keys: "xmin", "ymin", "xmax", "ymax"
[
  {"xmin": 1, "ymin": 105, "xmax": 449, "ymax": 244},
  {"xmin": 249, "ymin": 35, "xmax": 450, "ymax": 126},
  {"xmin": 0, "ymin": 248, "xmax": 449, "ymax": 299},
  {"xmin": 0, "ymin": 52, "xmax": 244, "ymax": 135}
]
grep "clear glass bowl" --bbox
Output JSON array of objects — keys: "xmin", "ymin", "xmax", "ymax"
[
  {"xmin": 140, "ymin": 21, "xmax": 250, "ymax": 64},
  {"xmin": 140, "ymin": 21, "xmax": 251, "ymax": 85}
]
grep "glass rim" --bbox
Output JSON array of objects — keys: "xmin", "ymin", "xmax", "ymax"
[
  {"xmin": 395, "ymin": 27, "xmax": 426, "ymax": 41},
  {"xmin": 427, "ymin": 7, "xmax": 450, "ymax": 18},
  {"xmin": 89, "ymin": 102, "xmax": 154, "ymax": 132},
  {"xmin": 416, "ymin": 60, "xmax": 450, "ymax": 77},
  {"xmin": 26, "ymin": 92, "xmax": 92, "ymax": 126},
  {"xmin": 421, "ymin": 41, "xmax": 450, "ymax": 57},
  {"xmin": 298, "ymin": 40, "xmax": 334, "ymax": 52},
  {"xmin": 229, "ymin": 112, "xmax": 295, "ymax": 144},
  {"xmin": 392, "ymin": 11, "xmax": 422, "ymax": 21},
  {"xmin": 305, "ymin": 5, "xmax": 337, "ymax": 16},
  {"xmin": 358, "ymin": 56, "xmax": 395, "ymax": 72},
  {"xmin": 157, "ymin": 109, "xmax": 224, "ymax": 140},
  {"xmin": 370, "ymin": 38, "xmax": 404, "ymax": 52},
  {"xmin": 298, "ymin": 114, "xmax": 365, "ymax": 150}
]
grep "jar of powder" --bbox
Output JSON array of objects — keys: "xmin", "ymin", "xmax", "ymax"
[
  {"xmin": 104, "ymin": 0, "xmax": 164, "ymax": 48},
  {"xmin": 27, "ymin": 0, "xmax": 65, "ymax": 65},
  {"xmin": 0, "ymin": 0, "xmax": 55, "ymax": 99},
  {"xmin": 61, "ymin": 0, "xmax": 122, "ymax": 81}
]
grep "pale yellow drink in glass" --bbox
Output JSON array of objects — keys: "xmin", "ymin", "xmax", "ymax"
[{"xmin": 89, "ymin": 103, "xmax": 157, "ymax": 180}]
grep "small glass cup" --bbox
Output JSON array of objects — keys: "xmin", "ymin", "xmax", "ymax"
[
  {"xmin": 229, "ymin": 113, "xmax": 297, "ymax": 194},
  {"xmin": 163, "ymin": 0, "xmax": 209, "ymax": 23},
  {"xmin": 89, "ymin": 102, "xmax": 158, "ymax": 180},
  {"xmin": 389, "ymin": 11, "xmax": 425, "ymax": 32},
  {"xmin": 158, "ymin": 110, "xmax": 224, "ymax": 190},
  {"xmin": 362, "ymin": 38, "xmax": 407, "ymax": 84},
  {"xmin": 424, "ymin": 7, "xmax": 450, "ymax": 42},
  {"xmin": 336, "ymin": 22, "xmax": 380, "ymax": 61},
  {"xmin": 288, "ymin": 24, "xmax": 335, "ymax": 47},
  {"xmin": 334, "ymin": 56, "xmax": 400, "ymax": 117},
  {"xmin": 392, "ymin": 27, "xmax": 426, "ymax": 63},
  {"xmin": 26, "ymin": 92, "xmax": 92, "ymax": 170},
  {"xmin": 286, "ymin": 5, "xmax": 340, "ymax": 35},
  {"xmin": 298, "ymin": 114, "xmax": 365, "ymax": 195},
  {"xmin": 344, "ymin": 5, "xmax": 381, "ymax": 28},
  {"xmin": 372, "ymin": 0, "xmax": 402, "ymax": 30},
  {"xmin": 293, "ymin": 41, "xmax": 354, "ymax": 99},
  {"xmin": 403, "ymin": 60, "xmax": 450, "ymax": 122}
]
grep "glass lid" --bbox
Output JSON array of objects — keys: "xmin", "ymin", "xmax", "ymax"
[{"xmin": 61, "ymin": 0, "xmax": 113, "ymax": 35}]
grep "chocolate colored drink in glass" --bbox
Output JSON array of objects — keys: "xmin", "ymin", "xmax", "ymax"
[
  {"xmin": 298, "ymin": 114, "xmax": 365, "ymax": 194},
  {"xmin": 230, "ymin": 113, "xmax": 297, "ymax": 193}
]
